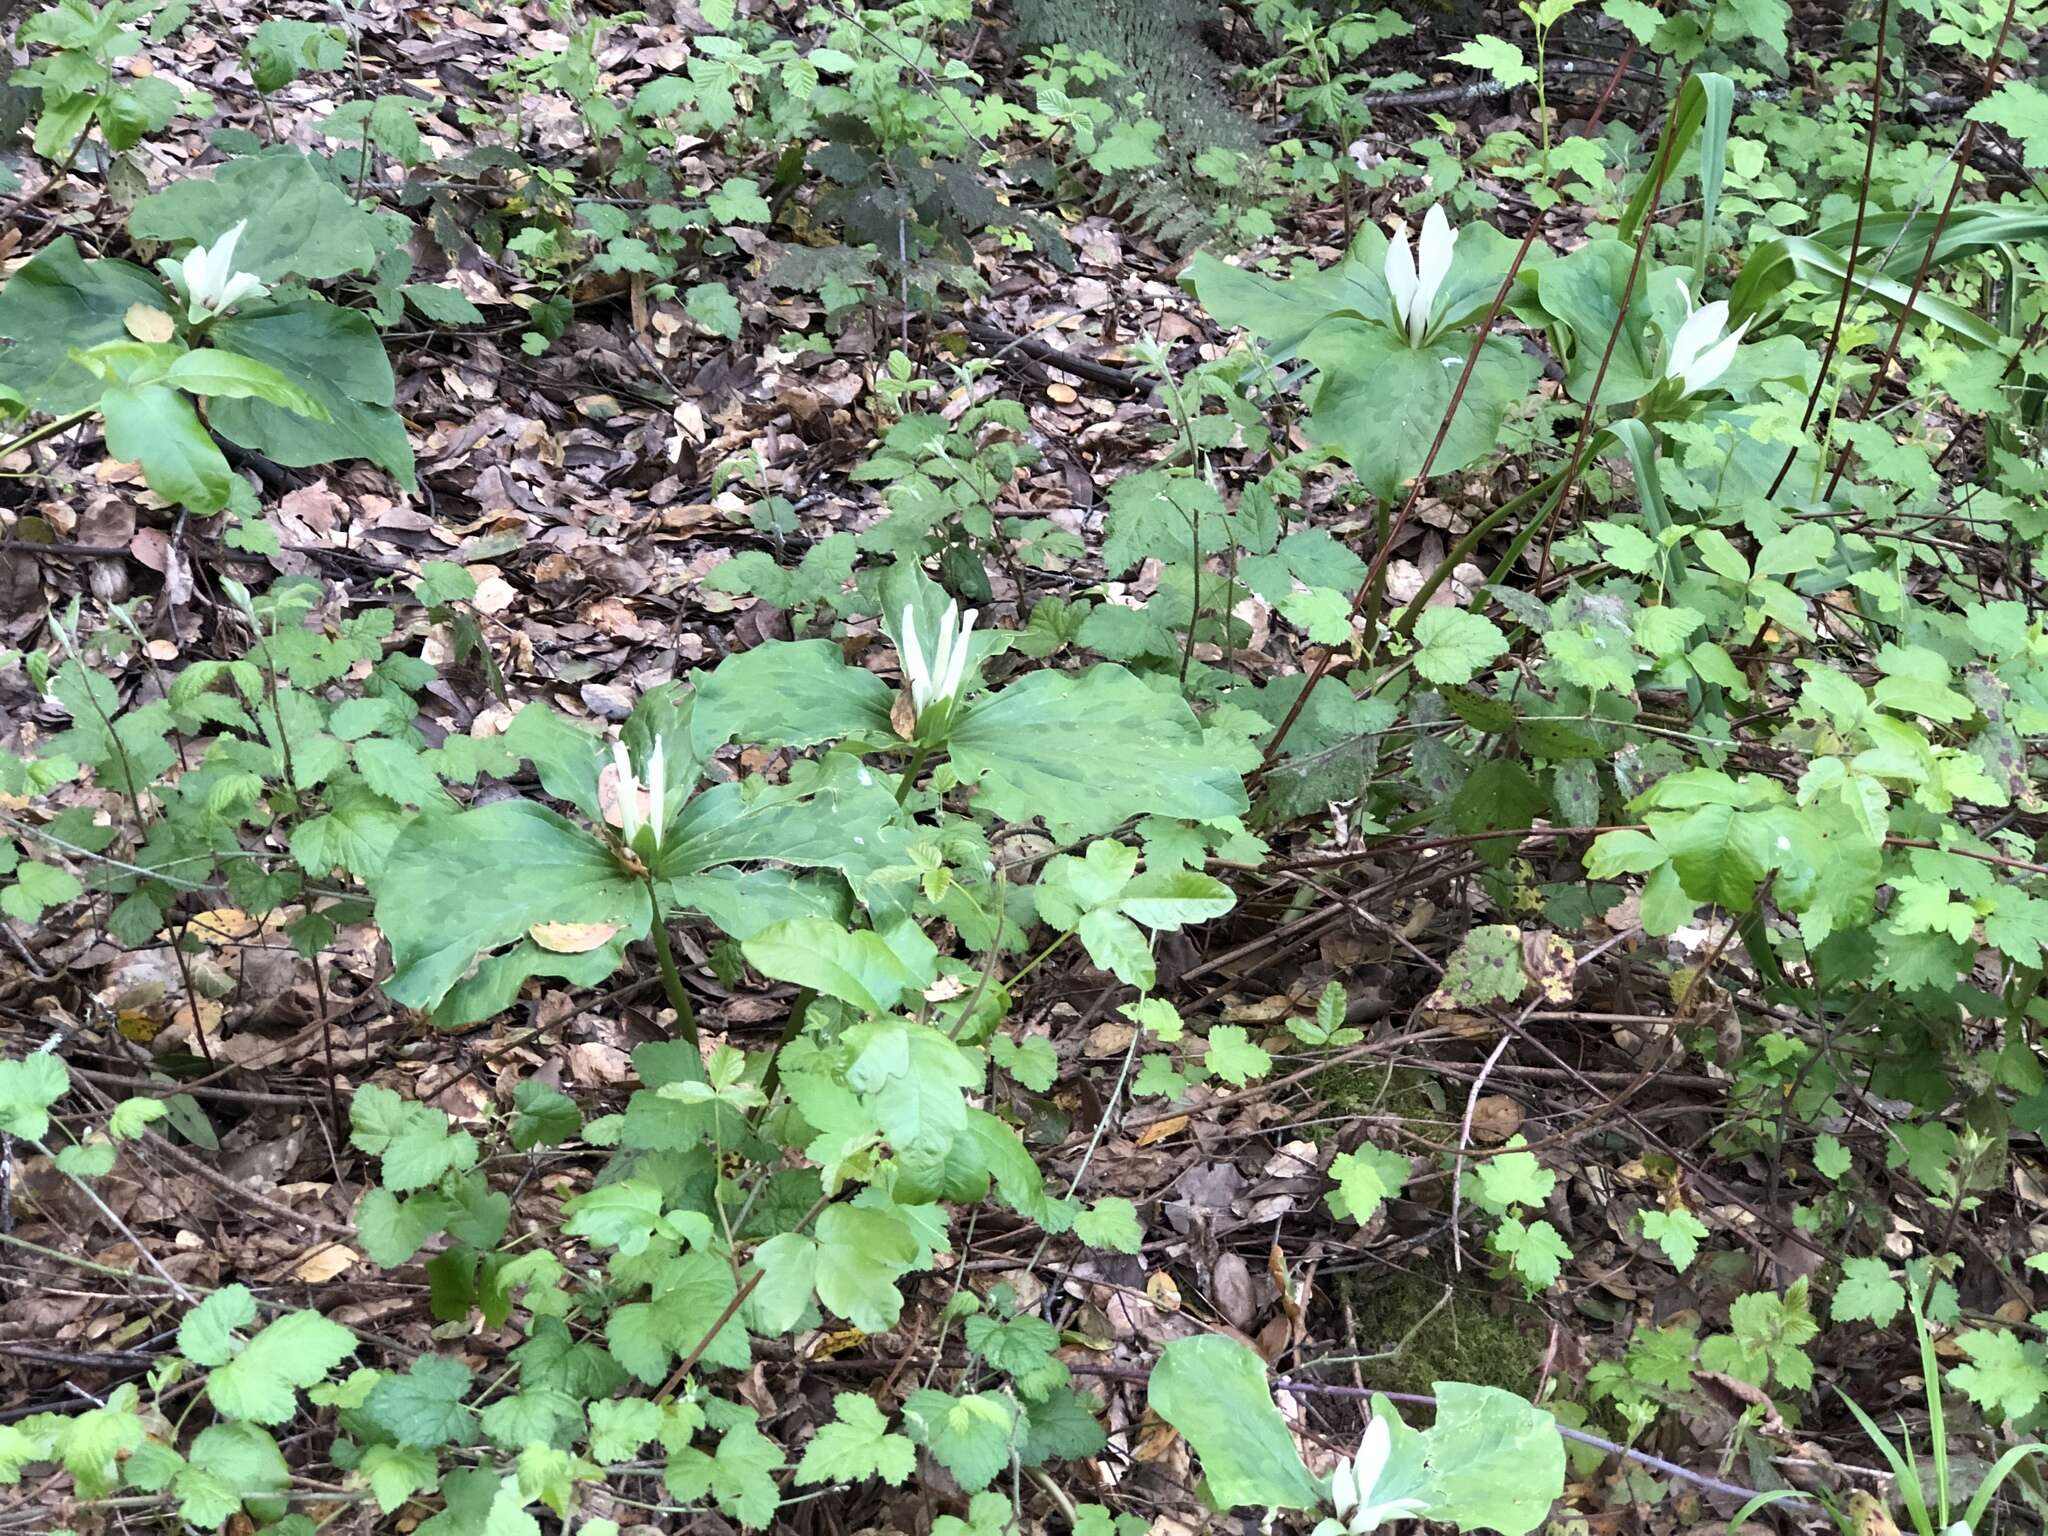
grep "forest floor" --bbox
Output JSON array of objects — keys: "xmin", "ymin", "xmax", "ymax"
[{"xmin": 2, "ymin": 1, "xmax": 2046, "ymax": 1533}]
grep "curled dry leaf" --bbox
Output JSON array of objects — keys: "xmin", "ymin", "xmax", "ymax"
[
  {"xmin": 293, "ymin": 1244, "xmax": 360, "ymax": 1284},
  {"xmin": 124, "ymin": 303, "xmax": 176, "ymax": 343},
  {"xmin": 528, "ymin": 920, "xmax": 623, "ymax": 954},
  {"xmin": 1468, "ymin": 1094, "xmax": 1524, "ymax": 1144},
  {"xmin": 1135, "ymin": 1115, "xmax": 1187, "ymax": 1146}
]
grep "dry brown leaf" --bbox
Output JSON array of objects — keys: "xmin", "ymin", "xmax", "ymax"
[
  {"xmin": 1211, "ymin": 1251, "xmax": 1255, "ymax": 1330},
  {"xmin": 293, "ymin": 1244, "xmax": 360, "ymax": 1284},
  {"xmin": 124, "ymin": 303, "xmax": 176, "ymax": 343},
  {"xmin": 1468, "ymin": 1095, "xmax": 1524, "ymax": 1144},
  {"xmin": 529, "ymin": 921, "xmax": 623, "ymax": 954},
  {"xmin": 1083, "ymin": 1022, "xmax": 1134, "ymax": 1057},
  {"xmin": 1135, "ymin": 1115, "xmax": 1187, "ymax": 1147}
]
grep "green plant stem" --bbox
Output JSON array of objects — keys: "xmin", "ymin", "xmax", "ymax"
[
  {"xmin": 0, "ymin": 407, "xmax": 96, "ymax": 464},
  {"xmin": 895, "ymin": 743, "xmax": 933, "ymax": 804},
  {"xmin": 755, "ymin": 987, "xmax": 814, "ymax": 1104},
  {"xmin": 1386, "ymin": 465, "xmax": 1571, "ymax": 638},
  {"xmin": 1004, "ymin": 929, "xmax": 1073, "ymax": 990},
  {"xmin": 646, "ymin": 894, "xmax": 705, "ymax": 1075},
  {"xmin": 1472, "ymin": 441, "xmax": 1600, "ymax": 597}
]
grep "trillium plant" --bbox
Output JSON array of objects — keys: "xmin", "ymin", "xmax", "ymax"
[
  {"xmin": 899, "ymin": 599, "xmax": 980, "ymax": 730},
  {"xmin": 155, "ymin": 219, "xmax": 270, "ymax": 325},
  {"xmin": 1384, "ymin": 204, "xmax": 1457, "ymax": 347},
  {"xmin": 369, "ymin": 558, "xmax": 1253, "ymax": 1050},
  {"xmin": 608, "ymin": 734, "xmax": 668, "ymax": 859},
  {"xmin": 1325, "ymin": 1416, "xmax": 1430, "ymax": 1533},
  {"xmin": 1661, "ymin": 278, "xmax": 1749, "ymax": 398}
]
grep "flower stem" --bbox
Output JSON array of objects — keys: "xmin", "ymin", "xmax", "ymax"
[
  {"xmin": 645, "ymin": 889, "xmax": 705, "ymax": 1077},
  {"xmin": 895, "ymin": 743, "xmax": 932, "ymax": 805}
]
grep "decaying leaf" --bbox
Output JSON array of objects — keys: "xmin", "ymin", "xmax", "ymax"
[{"xmin": 528, "ymin": 920, "xmax": 623, "ymax": 954}]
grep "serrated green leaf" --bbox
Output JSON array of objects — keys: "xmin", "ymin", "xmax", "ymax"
[
  {"xmin": 0, "ymin": 1052, "xmax": 69, "ymax": 1139},
  {"xmin": 796, "ymin": 1393, "xmax": 916, "ymax": 1486},
  {"xmin": 1447, "ymin": 34, "xmax": 1536, "ymax": 87},
  {"xmin": 1075, "ymin": 1197, "xmax": 1142, "ymax": 1253},
  {"xmin": 902, "ymin": 1389, "xmax": 1017, "ymax": 1492},
  {"xmin": 1412, "ymin": 607, "xmax": 1508, "ymax": 686},
  {"xmin": 206, "ymin": 1309, "xmax": 356, "ymax": 1424}
]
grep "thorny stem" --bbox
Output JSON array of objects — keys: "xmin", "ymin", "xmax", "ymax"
[
  {"xmin": 48, "ymin": 617, "xmax": 216, "ymax": 1066},
  {"xmin": 1386, "ymin": 466, "xmax": 1571, "ymax": 637},
  {"xmin": 655, "ymin": 1189, "xmax": 834, "ymax": 1401},
  {"xmin": 1821, "ymin": 0, "xmax": 2023, "ymax": 500},
  {"xmin": 1257, "ymin": 36, "xmax": 1646, "ymax": 770},
  {"xmin": 1766, "ymin": 0, "xmax": 1891, "ymax": 499},
  {"xmin": 755, "ymin": 987, "xmax": 814, "ymax": 1104},
  {"xmin": 1529, "ymin": 67, "xmax": 1697, "ymax": 566}
]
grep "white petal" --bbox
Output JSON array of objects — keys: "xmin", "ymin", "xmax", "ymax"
[
  {"xmin": 217, "ymin": 273, "xmax": 269, "ymax": 313},
  {"xmin": 1384, "ymin": 229, "xmax": 1418, "ymax": 329},
  {"xmin": 213, "ymin": 221, "xmax": 249, "ymax": 275},
  {"xmin": 1330, "ymin": 1463, "xmax": 1358, "ymax": 1520},
  {"xmin": 900, "ymin": 605, "xmax": 929, "ymax": 711},
  {"xmin": 182, "ymin": 247, "xmax": 213, "ymax": 308},
  {"xmin": 611, "ymin": 740, "xmax": 642, "ymax": 844},
  {"xmin": 1410, "ymin": 204, "xmax": 1457, "ymax": 344},
  {"xmin": 929, "ymin": 601, "xmax": 958, "ymax": 713},
  {"xmin": 941, "ymin": 608, "xmax": 978, "ymax": 702},
  {"xmin": 1665, "ymin": 298, "xmax": 1728, "ymax": 384},
  {"xmin": 1355, "ymin": 1416, "xmax": 1391, "ymax": 1493},
  {"xmin": 1682, "ymin": 323, "xmax": 1745, "ymax": 395}
]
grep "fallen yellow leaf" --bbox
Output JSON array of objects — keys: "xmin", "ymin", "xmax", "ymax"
[
  {"xmin": 124, "ymin": 303, "xmax": 175, "ymax": 344},
  {"xmin": 293, "ymin": 1244, "xmax": 359, "ymax": 1284},
  {"xmin": 1135, "ymin": 1115, "xmax": 1187, "ymax": 1147},
  {"xmin": 528, "ymin": 921, "xmax": 622, "ymax": 954}
]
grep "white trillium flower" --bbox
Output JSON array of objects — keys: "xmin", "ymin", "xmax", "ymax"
[
  {"xmin": 1664, "ymin": 279, "xmax": 1750, "ymax": 397},
  {"xmin": 1328, "ymin": 1417, "xmax": 1429, "ymax": 1533},
  {"xmin": 157, "ymin": 220, "xmax": 270, "ymax": 325},
  {"xmin": 1384, "ymin": 204, "xmax": 1457, "ymax": 347},
  {"xmin": 610, "ymin": 736, "xmax": 665, "ymax": 851},
  {"xmin": 900, "ymin": 601, "xmax": 978, "ymax": 717}
]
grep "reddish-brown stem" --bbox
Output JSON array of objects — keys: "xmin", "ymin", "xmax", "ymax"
[
  {"xmin": 1821, "ymin": 0, "xmax": 2022, "ymax": 501},
  {"xmin": 654, "ymin": 1189, "xmax": 833, "ymax": 1401},
  {"xmin": 1766, "ymin": 0, "xmax": 1891, "ymax": 500},
  {"xmin": 1533, "ymin": 68, "xmax": 1695, "ymax": 574},
  {"xmin": 1259, "ymin": 31, "xmax": 1652, "ymax": 770}
]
